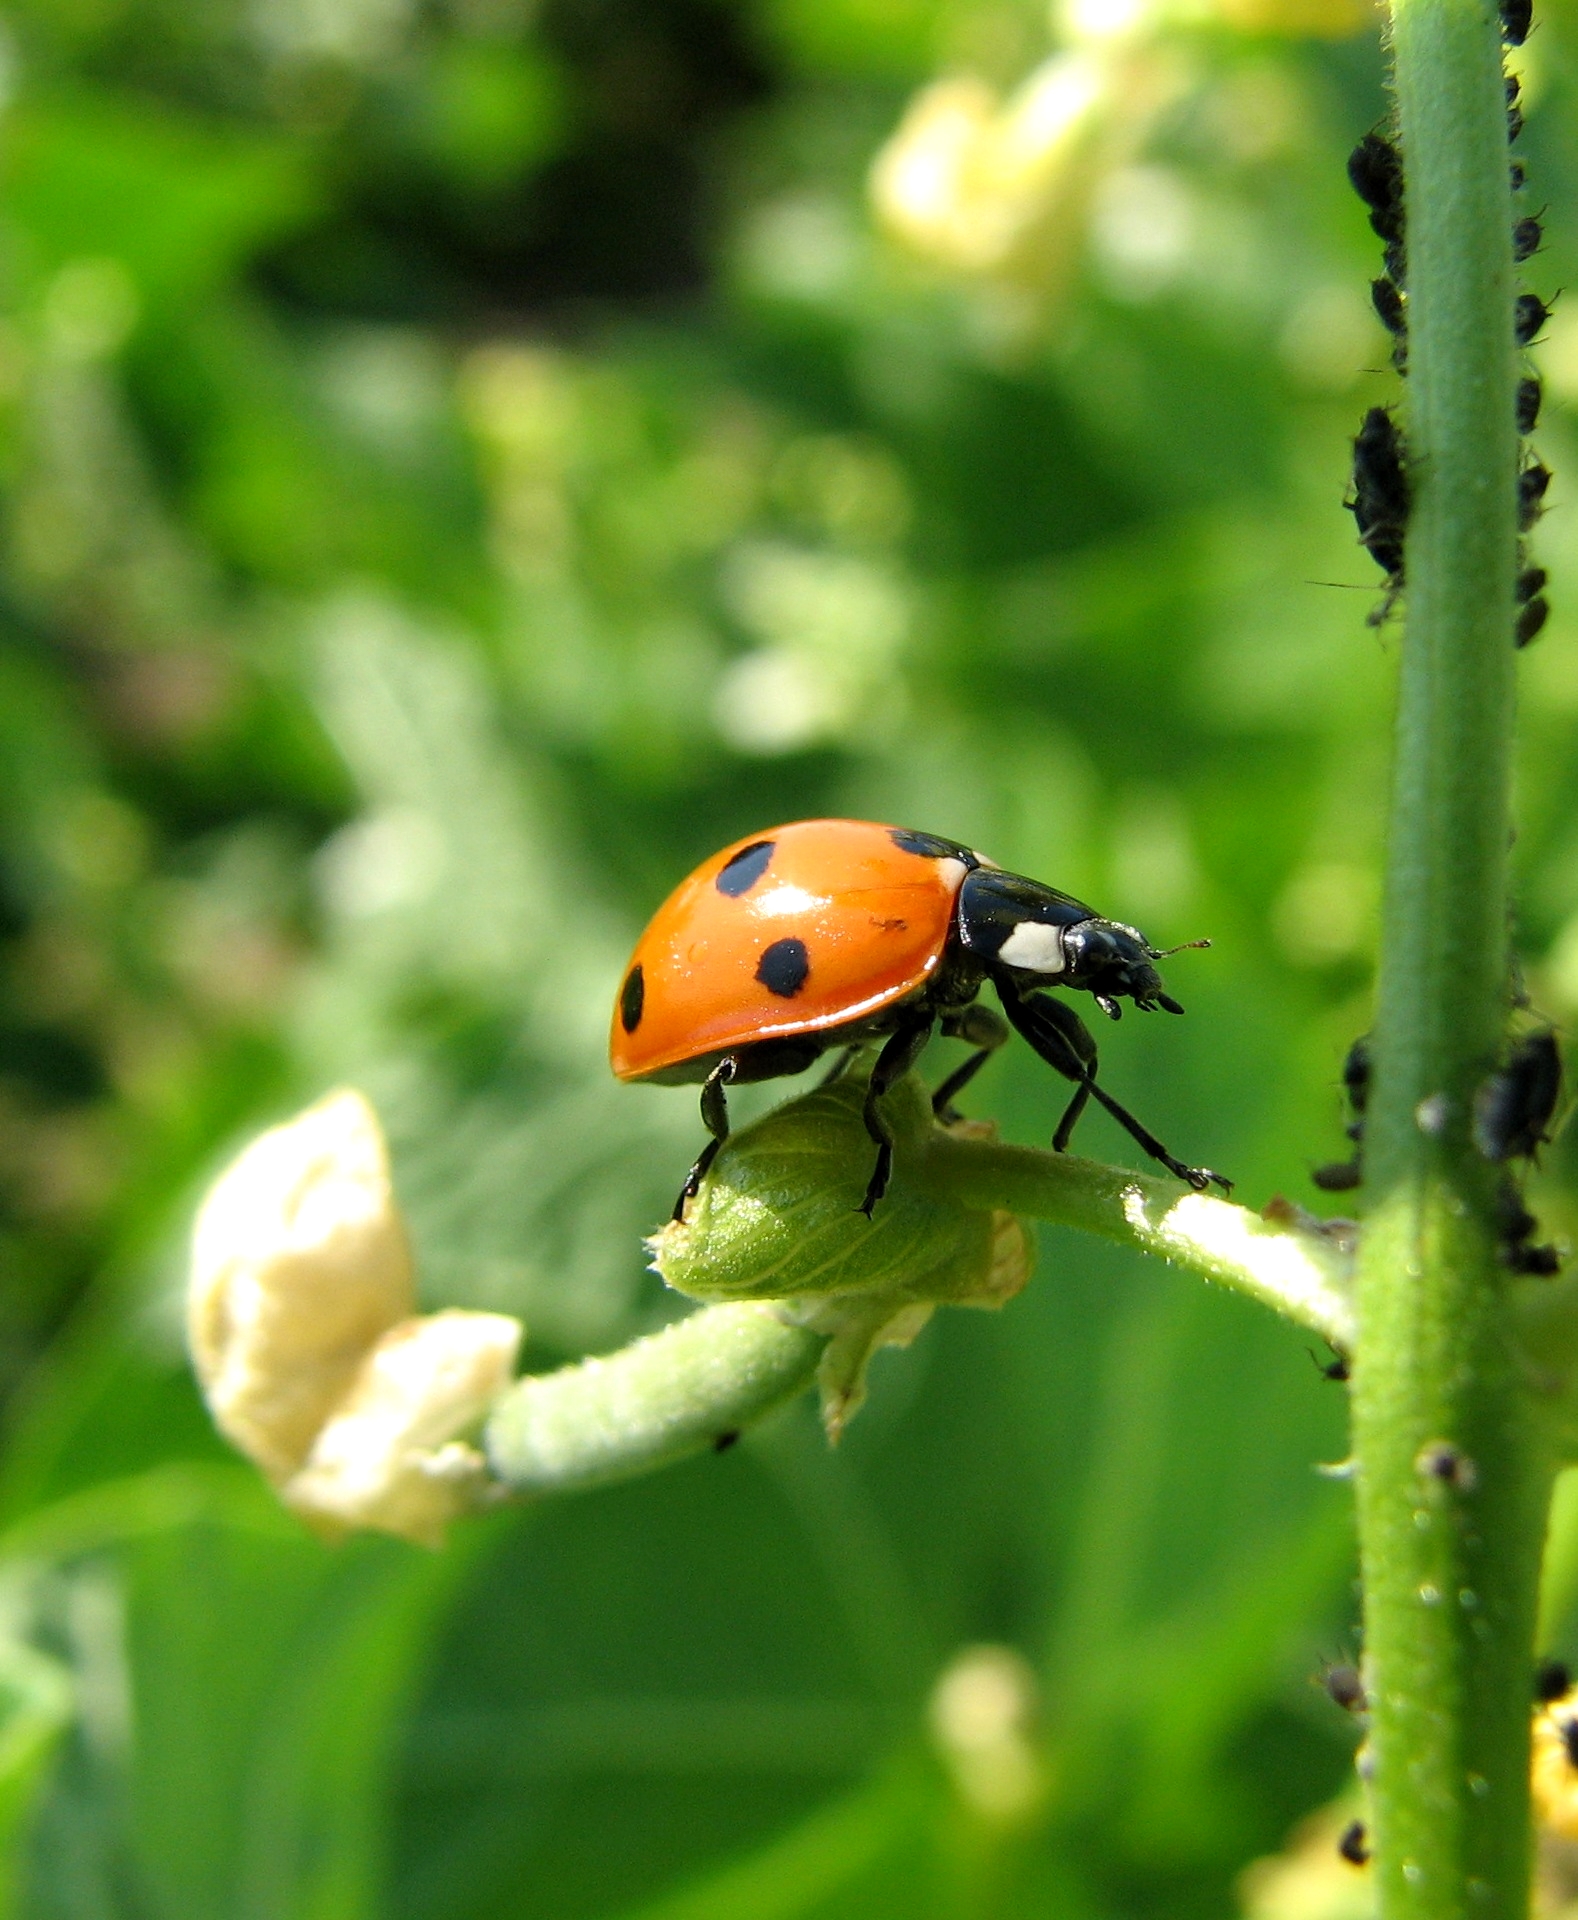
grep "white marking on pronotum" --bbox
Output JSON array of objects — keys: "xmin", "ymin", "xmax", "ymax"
[
  {"xmin": 937, "ymin": 857, "xmax": 969, "ymax": 893},
  {"xmin": 996, "ymin": 921, "xmax": 1066, "ymax": 973}
]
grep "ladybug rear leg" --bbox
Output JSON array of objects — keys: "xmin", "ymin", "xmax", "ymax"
[
  {"xmin": 931, "ymin": 1004, "xmax": 1010, "ymax": 1121},
  {"xmin": 999, "ymin": 987, "xmax": 1231, "ymax": 1195},
  {"xmin": 673, "ymin": 1056, "xmax": 740, "ymax": 1221},
  {"xmin": 859, "ymin": 1012, "xmax": 936, "ymax": 1216}
]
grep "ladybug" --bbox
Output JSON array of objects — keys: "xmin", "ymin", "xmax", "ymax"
[{"xmin": 610, "ymin": 820, "xmax": 1228, "ymax": 1219}]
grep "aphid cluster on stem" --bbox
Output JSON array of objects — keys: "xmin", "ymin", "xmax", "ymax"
[
  {"xmin": 1313, "ymin": 1033, "xmax": 1370, "ymax": 1193},
  {"xmin": 1344, "ymin": 21, "xmax": 1554, "ymax": 645},
  {"xmin": 1503, "ymin": 22, "xmax": 1553, "ymax": 648},
  {"xmin": 1475, "ymin": 1028, "xmax": 1566, "ymax": 1275},
  {"xmin": 1344, "ymin": 131, "xmax": 1410, "ymax": 618}
]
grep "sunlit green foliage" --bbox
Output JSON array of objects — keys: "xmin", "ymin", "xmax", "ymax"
[{"xmin": 0, "ymin": 0, "xmax": 1577, "ymax": 1913}]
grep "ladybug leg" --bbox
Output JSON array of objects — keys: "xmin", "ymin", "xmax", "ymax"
[
  {"xmin": 999, "ymin": 988, "xmax": 1232, "ymax": 1195},
  {"xmin": 859, "ymin": 1013, "xmax": 935, "ymax": 1216},
  {"xmin": 995, "ymin": 989, "xmax": 1097, "ymax": 1150},
  {"xmin": 932, "ymin": 1004, "xmax": 1010, "ymax": 1120},
  {"xmin": 673, "ymin": 1056, "xmax": 740, "ymax": 1221}
]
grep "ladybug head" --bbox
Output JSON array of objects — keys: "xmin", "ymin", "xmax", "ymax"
[
  {"xmin": 957, "ymin": 870, "xmax": 1208, "ymax": 1019},
  {"xmin": 1059, "ymin": 920, "xmax": 1198, "ymax": 1019}
]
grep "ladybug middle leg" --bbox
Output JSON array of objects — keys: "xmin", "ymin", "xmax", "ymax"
[
  {"xmin": 999, "ymin": 987, "xmax": 1230, "ymax": 1194},
  {"xmin": 674, "ymin": 1055, "xmax": 740, "ymax": 1221},
  {"xmin": 859, "ymin": 1010, "xmax": 936, "ymax": 1216},
  {"xmin": 931, "ymin": 1004, "xmax": 1010, "ymax": 1121}
]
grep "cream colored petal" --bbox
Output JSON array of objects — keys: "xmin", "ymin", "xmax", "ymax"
[
  {"xmin": 188, "ymin": 1089, "xmax": 413, "ymax": 1481},
  {"xmin": 284, "ymin": 1310, "xmax": 523, "ymax": 1547}
]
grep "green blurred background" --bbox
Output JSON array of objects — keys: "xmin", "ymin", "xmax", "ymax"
[{"xmin": 0, "ymin": 0, "xmax": 1576, "ymax": 1912}]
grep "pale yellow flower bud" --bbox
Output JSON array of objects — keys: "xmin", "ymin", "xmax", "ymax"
[
  {"xmin": 188, "ymin": 1089, "xmax": 524, "ymax": 1545},
  {"xmin": 284, "ymin": 1310, "xmax": 523, "ymax": 1547},
  {"xmin": 188, "ymin": 1089, "xmax": 414, "ymax": 1482}
]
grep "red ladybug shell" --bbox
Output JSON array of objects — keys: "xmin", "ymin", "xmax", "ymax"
[{"xmin": 611, "ymin": 820, "xmax": 973, "ymax": 1081}]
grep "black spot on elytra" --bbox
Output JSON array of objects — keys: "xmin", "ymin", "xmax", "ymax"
[
  {"xmin": 890, "ymin": 828, "xmax": 973, "ymax": 863},
  {"xmin": 620, "ymin": 964, "xmax": 645, "ymax": 1033},
  {"xmin": 756, "ymin": 937, "xmax": 810, "ymax": 997},
  {"xmin": 716, "ymin": 840, "xmax": 775, "ymax": 896}
]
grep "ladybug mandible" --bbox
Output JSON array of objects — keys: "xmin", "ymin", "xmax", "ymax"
[{"xmin": 610, "ymin": 820, "xmax": 1229, "ymax": 1219}]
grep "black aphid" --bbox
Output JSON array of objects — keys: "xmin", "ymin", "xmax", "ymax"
[
  {"xmin": 1343, "ymin": 1033, "xmax": 1372, "ymax": 1124},
  {"xmin": 1517, "ymin": 293, "xmax": 1552, "ymax": 347},
  {"xmin": 1494, "ymin": 1174, "xmax": 1562, "ymax": 1274},
  {"xmin": 1349, "ymin": 409, "xmax": 1409, "ymax": 584},
  {"xmin": 1516, "ymin": 597, "xmax": 1550, "ymax": 648},
  {"xmin": 1338, "ymin": 1821, "xmax": 1371, "ymax": 1868},
  {"xmin": 1501, "ymin": 0, "xmax": 1532, "ymax": 44},
  {"xmin": 1323, "ymin": 1663, "xmax": 1366, "ymax": 1712},
  {"xmin": 1312, "ymin": 1160, "xmax": 1361, "ymax": 1192},
  {"xmin": 1371, "ymin": 276, "xmax": 1407, "ymax": 336},
  {"xmin": 1475, "ymin": 1029, "xmax": 1563, "ymax": 1162},
  {"xmin": 1509, "ymin": 1239, "xmax": 1562, "ymax": 1275},
  {"xmin": 1347, "ymin": 133, "xmax": 1404, "ymax": 244},
  {"xmin": 1517, "ymin": 376, "xmax": 1543, "ymax": 435},
  {"xmin": 1520, "ymin": 461, "xmax": 1552, "ymax": 531},
  {"xmin": 1313, "ymin": 1034, "xmax": 1372, "ymax": 1192},
  {"xmin": 1514, "ymin": 215, "xmax": 1544, "ymax": 263}
]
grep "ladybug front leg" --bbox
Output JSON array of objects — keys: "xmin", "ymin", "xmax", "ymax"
[
  {"xmin": 673, "ymin": 1055, "xmax": 740, "ymax": 1222},
  {"xmin": 998, "ymin": 986, "xmax": 1231, "ymax": 1195},
  {"xmin": 859, "ymin": 1012, "xmax": 935, "ymax": 1216},
  {"xmin": 997, "ymin": 989, "xmax": 1096, "ymax": 1148}
]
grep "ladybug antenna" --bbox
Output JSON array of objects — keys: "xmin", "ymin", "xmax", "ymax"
[{"xmin": 1147, "ymin": 937, "xmax": 1211, "ymax": 959}]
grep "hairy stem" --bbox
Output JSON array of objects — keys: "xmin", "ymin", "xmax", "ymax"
[
  {"xmin": 484, "ymin": 1119, "xmax": 1357, "ymax": 1500},
  {"xmin": 1352, "ymin": 5, "xmax": 1553, "ymax": 1915},
  {"xmin": 924, "ymin": 1133, "xmax": 1355, "ymax": 1349},
  {"xmin": 485, "ymin": 1303, "xmax": 826, "ymax": 1495}
]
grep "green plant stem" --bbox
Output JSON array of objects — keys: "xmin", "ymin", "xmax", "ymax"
[
  {"xmin": 1352, "ymin": 5, "xmax": 1554, "ymax": 1916},
  {"xmin": 924, "ymin": 1133, "xmax": 1356, "ymax": 1349},
  {"xmin": 482, "ymin": 1133, "xmax": 1358, "ymax": 1500},
  {"xmin": 484, "ymin": 1303, "xmax": 827, "ymax": 1495}
]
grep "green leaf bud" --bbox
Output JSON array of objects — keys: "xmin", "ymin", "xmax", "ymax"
[{"xmin": 649, "ymin": 1070, "xmax": 1033, "ymax": 1438}]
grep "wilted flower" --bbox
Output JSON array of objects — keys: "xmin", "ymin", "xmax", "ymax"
[
  {"xmin": 188, "ymin": 1089, "xmax": 415, "ymax": 1481},
  {"xmin": 284, "ymin": 1309, "xmax": 522, "ymax": 1546},
  {"xmin": 188, "ymin": 1088, "xmax": 523, "ymax": 1545}
]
